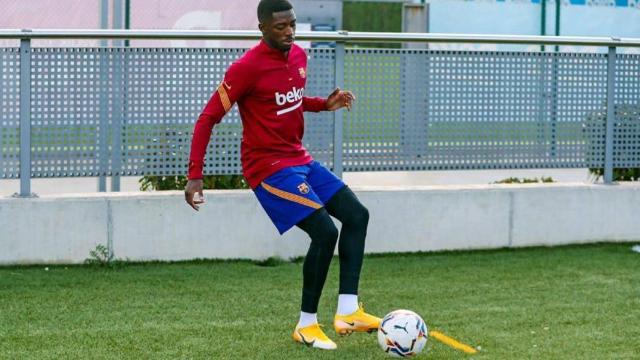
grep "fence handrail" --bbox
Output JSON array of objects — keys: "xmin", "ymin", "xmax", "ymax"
[{"xmin": 1, "ymin": 29, "xmax": 640, "ymax": 47}]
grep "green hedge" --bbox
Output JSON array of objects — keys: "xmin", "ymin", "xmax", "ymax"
[
  {"xmin": 589, "ymin": 168, "xmax": 640, "ymax": 182},
  {"xmin": 139, "ymin": 175, "xmax": 248, "ymax": 191}
]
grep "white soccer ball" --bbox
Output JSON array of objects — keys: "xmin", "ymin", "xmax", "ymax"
[{"xmin": 377, "ymin": 309, "xmax": 428, "ymax": 358}]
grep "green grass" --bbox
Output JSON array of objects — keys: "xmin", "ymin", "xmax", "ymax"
[{"xmin": 1, "ymin": 243, "xmax": 639, "ymax": 359}]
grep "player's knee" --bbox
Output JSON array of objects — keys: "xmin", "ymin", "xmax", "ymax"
[
  {"xmin": 328, "ymin": 187, "xmax": 369, "ymax": 227},
  {"xmin": 346, "ymin": 203, "xmax": 369, "ymax": 229},
  {"xmin": 355, "ymin": 205, "xmax": 369, "ymax": 226},
  {"xmin": 317, "ymin": 221, "xmax": 339, "ymax": 247},
  {"xmin": 301, "ymin": 210, "xmax": 339, "ymax": 248}
]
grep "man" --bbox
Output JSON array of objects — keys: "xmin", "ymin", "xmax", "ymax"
[{"xmin": 184, "ymin": 0, "xmax": 380, "ymax": 350}]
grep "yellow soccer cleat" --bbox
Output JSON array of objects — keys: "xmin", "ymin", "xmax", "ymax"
[
  {"xmin": 292, "ymin": 323, "xmax": 337, "ymax": 350},
  {"xmin": 334, "ymin": 303, "xmax": 382, "ymax": 336}
]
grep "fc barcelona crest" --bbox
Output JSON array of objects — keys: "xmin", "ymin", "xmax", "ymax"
[
  {"xmin": 297, "ymin": 182, "xmax": 310, "ymax": 194},
  {"xmin": 298, "ymin": 67, "xmax": 306, "ymax": 79}
]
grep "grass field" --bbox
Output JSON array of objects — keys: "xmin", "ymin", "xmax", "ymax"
[{"xmin": 1, "ymin": 243, "xmax": 639, "ymax": 359}]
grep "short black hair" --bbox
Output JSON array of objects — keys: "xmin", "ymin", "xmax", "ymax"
[{"xmin": 257, "ymin": 0, "xmax": 293, "ymax": 23}]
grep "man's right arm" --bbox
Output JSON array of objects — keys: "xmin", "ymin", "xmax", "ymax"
[
  {"xmin": 185, "ymin": 62, "xmax": 251, "ymax": 210},
  {"xmin": 188, "ymin": 62, "xmax": 252, "ymax": 180}
]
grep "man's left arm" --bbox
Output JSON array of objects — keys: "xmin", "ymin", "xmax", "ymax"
[
  {"xmin": 303, "ymin": 87, "xmax": 355, "ymax": 113},
  {"xmin": 302, "ymin": 96, "xmax": 328, "ymax": 112}
]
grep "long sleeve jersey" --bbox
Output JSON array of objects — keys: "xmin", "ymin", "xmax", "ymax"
[{"xmin": 188, "ymin": 40, "xmax": 328, "ymax": 188}]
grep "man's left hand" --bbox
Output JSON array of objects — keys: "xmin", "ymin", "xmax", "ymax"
[{"xmin": 326, "ymin": 87, "xmax": 356, "ymax": 111}]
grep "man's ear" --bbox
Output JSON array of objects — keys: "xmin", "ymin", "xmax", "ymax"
[{"xmin": 258, "ymin": 22, "xmax": 265, "ymax": 33}]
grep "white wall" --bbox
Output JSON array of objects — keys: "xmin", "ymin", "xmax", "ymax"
[{"xmin": 1, "ymin": 183, "xmax": 639, "ymax": 265}]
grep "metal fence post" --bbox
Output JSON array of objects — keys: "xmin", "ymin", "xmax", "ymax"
[
  {"xmin": 111, "ymin": 0, "xmax": 124, "ymax": 191},
  {"xmin": 604, "ymin": 46, "xmax": 616, "ymax": 184},
  {"xmin": 332, "ymin": 42, "xmax": 345, "ymax": 178},
  {"xmin": 0, "ymin": 49, "xmax": 4, "ymax": 176},
  {"xmin": 550, "ymin": 51, "xmax": 558, "ymax": 159},
  {"xmin": 98, "ymin": 0, "xmax": 109, "ymax": 192},
  {"xmin": 98, "ymin": 49, "xmax": 109, "ymax": 192},
  {"xmin": 111, "ymin": 49, "xmax": 123, "ymax": 191},
  {"xmin": 17, "ymin": 38, "xmax": 33, "ymax": 197}
]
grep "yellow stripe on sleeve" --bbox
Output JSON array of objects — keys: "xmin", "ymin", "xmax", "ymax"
[{"xmin": 217, "ymin": 83, "xmax": 232, "ymax": 113}]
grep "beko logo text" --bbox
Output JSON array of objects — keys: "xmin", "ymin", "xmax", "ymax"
[{"xmin": 275, "ymin": 87, "xmax": 304, "ymax": 106}]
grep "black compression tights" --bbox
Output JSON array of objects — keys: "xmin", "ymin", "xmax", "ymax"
[{"xmin": 296, "ymin": 186, "xmax": 370, "ymax": 313}]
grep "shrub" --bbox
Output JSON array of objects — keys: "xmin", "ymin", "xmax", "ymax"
[{"xmin": 139, "ymin": 175, "xmax": 249, "ymax": 191}]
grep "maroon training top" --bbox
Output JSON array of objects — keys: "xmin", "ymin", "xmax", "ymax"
[{"xmin": 188, "ymin": 40, "xmax": 327, "ymax": 188}]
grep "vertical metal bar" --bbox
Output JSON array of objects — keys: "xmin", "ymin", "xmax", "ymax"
[
  {"xmin": 424, "ymin": 49, "xmax": 431, "ymax": 160},
  {"xmin": 124, "ymin": 0, "xmax": 131, "ymax": 47},
  {"xmin": 111, "ymin": 49, "xmax": 123, "ymax": 192},
  {"xmin": 98, "ymin": 49, "xmax": 109, "ymax": 192},
  {"xmin": 0, "ymin": 50, "xmax": 4, "ymax": 176},
  {"xmin": 536, "ymin": 54, "xmax": 548, "ymax": 157},
  {"xmin": 111, "ymin": 0, "xmax": 124, "ymax": 190},
  {"xmin": 18, "ymin": 39, "xmax": 32, "ymax": 197},
  {"xmin": 540, "ymin": 0, "xmax": 546, "ymax": 52},
  {"xmin": 550, "ymin": 51, "xmax": 559, "ymax": 160},
  {"xmin": 332, "ymin": 42, "xmax": 345, "ymax": 178},
  {"xmin": 554, "ymin": 0, "xmax": 560, "ymax": 52},
  {"xmin": 113, "ymin": 0, "xmax": 123, "ymax": 46},
  {"xmin": 98, "ymin": 0, "xmax": 109, "ymax": 191},
  {"xmin": 100, "ymin": 0, "xmax": 109, "ymax": 46},
  {"xmin": 122, "ymin": 0, "xmax": 131, "ymax": 189},
  {"xmin": 604, "ymin": 46, "xmax": 616, "ymax": 184},
  {"xmin": 400, "ymin": 52, "xmax": 408, "ymax": 158}
]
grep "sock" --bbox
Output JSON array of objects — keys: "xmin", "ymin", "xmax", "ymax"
[
  {"xmin": 297, "ymin": 311, "xmax": 318, "ymax": 328},
  {"xmin": 336, "ymin": 294, "xmax": 359, "ymax": 316}
]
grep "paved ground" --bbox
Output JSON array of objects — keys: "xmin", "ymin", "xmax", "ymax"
[{"xmin": 1, "ymin": 168, "xmax": 595, "ymax": 197}]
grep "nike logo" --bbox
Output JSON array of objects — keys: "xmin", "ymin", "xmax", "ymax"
[
  {"xmin": 271, "ymin": 160, "xmax": 281, "ymax": 166},
  {"xmin": 344, "ymin": 321, "xmax": 355, "ymax": 326},
  {"xmin": 298, "ymin": 331, "xmax": 316, "ymax": 347},
  {"xmin": 223, "ymin": 81, "xmax": 231, "ymax": 90}
]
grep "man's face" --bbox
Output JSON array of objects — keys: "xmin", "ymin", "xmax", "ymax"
[{"xmin": 259, "ymin": 9, "xmax": 296, "ymax": 51}]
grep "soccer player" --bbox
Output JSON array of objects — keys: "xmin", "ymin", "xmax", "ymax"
[{"xmin": 184, "ymin": 0, "xmax": 380, "ymax": 350}]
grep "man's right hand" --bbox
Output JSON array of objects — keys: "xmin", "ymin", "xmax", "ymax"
[{"xmin": 184, "ymin": 179, "xmax": 205, "ymax": 211}]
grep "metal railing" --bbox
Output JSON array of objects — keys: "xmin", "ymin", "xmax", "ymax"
[
  {"xmin": 2, "ymin": 29, "xmax": 640, "ymax": 46},
  {"xmin": 2, "ymin": 30, "xmax": 640, "ymax": 197}
]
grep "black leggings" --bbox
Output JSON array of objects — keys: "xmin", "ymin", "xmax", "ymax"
[{"xmin": 296, "ymin": 186, "xmax": 369, "ymax": 313}]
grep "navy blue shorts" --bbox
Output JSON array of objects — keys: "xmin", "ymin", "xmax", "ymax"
[{"xmin": 254, "ymin": 161, "xmax": 345, "ymax": 234}]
